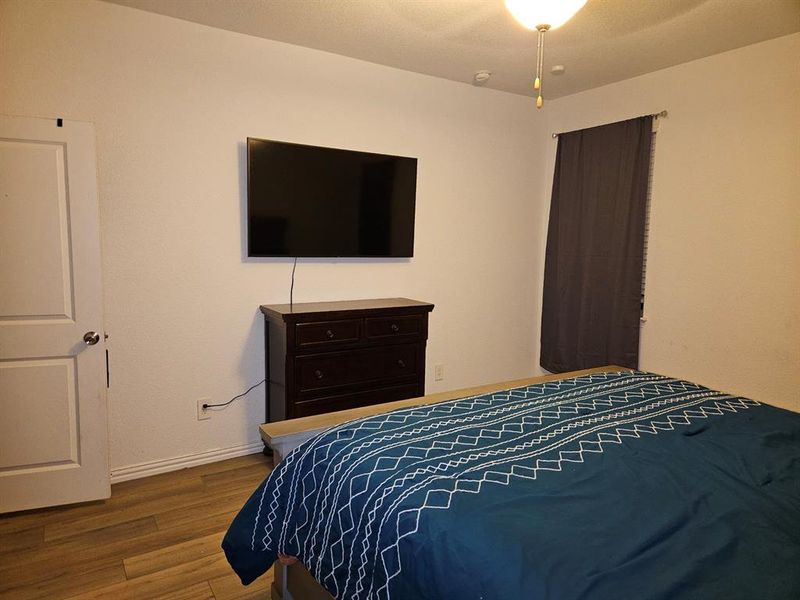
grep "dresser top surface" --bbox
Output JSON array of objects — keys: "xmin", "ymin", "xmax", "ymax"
[{"xmin": 260, "ymin": 297, "xmax": 434, "ymax": 320}]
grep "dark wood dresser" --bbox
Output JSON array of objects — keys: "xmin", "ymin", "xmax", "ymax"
[{"xmin": 260, "ymin": 298, "xmax": 434, "ymax": 422}]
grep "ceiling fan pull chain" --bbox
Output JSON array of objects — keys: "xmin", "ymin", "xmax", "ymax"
[
  {"xmin": 536, "ymin": 26, "xmax": 548, "ymax": 108},
  {"xmin": 534, "ymin": 27, "xmax": 542, "ymax": 91}
]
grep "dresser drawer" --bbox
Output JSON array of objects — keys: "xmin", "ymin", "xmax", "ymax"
[
  {"xmin": 296, "ymin": 345, "xmax": 418, "ymax": 393},
  {"xmin": 293, "ymin": 383, "xmax": 422, "ymax": 418},
  {"xmin": 365, "ymin": 314, "xmax": 424, "ymax": 340},
  {"xmin": 295, "ymin": 319, "xmax": 361, "ymax": 349}
]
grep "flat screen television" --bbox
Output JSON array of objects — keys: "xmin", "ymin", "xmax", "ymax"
[{"xmin": 247, "ymin": 138, "xmax": 418, "ymax": 257}]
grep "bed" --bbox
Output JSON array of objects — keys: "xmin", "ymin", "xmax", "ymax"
[{"xmin": 222, "ymin": 367, "xmax": 800, "ymax": 600}]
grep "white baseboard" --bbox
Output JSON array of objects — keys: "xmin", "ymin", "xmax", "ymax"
[{"xmin": 109, "ymin": 440, "xmax": 265, "ymax": 484}]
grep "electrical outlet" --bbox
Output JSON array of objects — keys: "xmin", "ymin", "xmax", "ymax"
[
  {"xmin": 434, "ymin": 364, "xmax": 444, "ymax": 381},
  {"xmin": 197, "ymin": 398, "xmax": 211, "ymax": 421}
]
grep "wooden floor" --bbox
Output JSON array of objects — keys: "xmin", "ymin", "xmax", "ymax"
[{"xmin": 0, "ymin": 453, "xmax": 274, "ymax": 599}]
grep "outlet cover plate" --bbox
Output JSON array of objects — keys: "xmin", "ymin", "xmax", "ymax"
[{"xmin": 197, "ymin": 398, "xmax": 211, "ymax": 420}]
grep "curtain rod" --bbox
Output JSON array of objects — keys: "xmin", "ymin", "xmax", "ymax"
[{"xmin": 551, "ymin": 110, "xmax": 667, "ymax": 139}]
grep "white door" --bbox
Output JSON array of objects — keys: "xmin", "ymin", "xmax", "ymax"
[{"xmin": 0, "ymin": 115, "xmax": 109, "ymax": 513}]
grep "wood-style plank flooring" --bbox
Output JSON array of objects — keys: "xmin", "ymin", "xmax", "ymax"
[{"xmin": 0, "ymin": 453, "xmax": 274, "ymax": 599}]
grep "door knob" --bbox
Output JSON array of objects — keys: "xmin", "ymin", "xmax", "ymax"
[{"xmin": 83, "ymin": 331, "xmax": 101, "ymax": 345}]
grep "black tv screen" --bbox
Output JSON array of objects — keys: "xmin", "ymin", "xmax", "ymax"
[{"xmin": 247, "ymin": 138, "xmax": 417, "ymax": 257}]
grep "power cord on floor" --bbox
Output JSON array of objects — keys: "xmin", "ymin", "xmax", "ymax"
[{"xmin": 202, "ymin": 378, "xmax": 266, "ymax": 410}]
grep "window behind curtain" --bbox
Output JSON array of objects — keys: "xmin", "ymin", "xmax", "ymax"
[{"xmin": 641, "ymin": 128, "xmax": 658, "ymax": 317}]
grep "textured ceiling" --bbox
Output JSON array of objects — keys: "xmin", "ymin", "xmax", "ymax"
[{"xmin": 102, "ymin": 0, "xmax": 800, "ymax": 98}]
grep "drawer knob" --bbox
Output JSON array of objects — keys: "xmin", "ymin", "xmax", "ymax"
[
  {"xmin": 390, "ymin": 323, "xmax": 399, "ymax": 332},
  {"xmin": 315, "ymin": 369, "xmax": 324, "ymax": 380},
  {"xmin": 326, "ymin": 329, "xmax": 335, "ymax": 339},
  {"xmin": 397, "ymin": 359, "xmax": 406, "ymax": 368}
]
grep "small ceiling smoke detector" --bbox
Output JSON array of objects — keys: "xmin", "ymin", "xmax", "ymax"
[
  {"xmin": 473, "ymin": 70, "xmax": 492, "ymax": 86},
  {"xmin": 551, "ymin": 65, "xmax": 566, "ymax": 75}
]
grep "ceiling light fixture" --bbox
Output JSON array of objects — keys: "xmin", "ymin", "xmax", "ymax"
[{"xmin": 504, "ymin": 0, "xmax": 587, "ymax": 108}]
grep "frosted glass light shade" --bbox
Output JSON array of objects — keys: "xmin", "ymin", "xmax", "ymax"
[{"xmin": 504, "ymin": 0, "xmax": 588, "ymax": 30}]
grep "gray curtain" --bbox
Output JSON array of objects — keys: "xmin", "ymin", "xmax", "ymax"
[{"xmin": 540, "ymin": 116, "xmax": 653, "ymax": 372}]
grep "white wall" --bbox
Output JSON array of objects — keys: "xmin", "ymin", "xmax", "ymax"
[
  {"xmin": 0, "ymin": 0, "xmax": 546, "ymax": 472},
  {"xmin": 534, "ymin": 34, "xmax": 800, "ymax": 412}
]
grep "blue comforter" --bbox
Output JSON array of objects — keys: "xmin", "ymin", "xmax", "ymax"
[{"xmin": 223, "ymin": 371, "xmax": 800, "ymax": 599}]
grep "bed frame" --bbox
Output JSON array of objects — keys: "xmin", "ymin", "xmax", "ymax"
[{"xmin": 259, "ymin": 366, "xmax": 626, "ymax": 600}]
